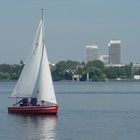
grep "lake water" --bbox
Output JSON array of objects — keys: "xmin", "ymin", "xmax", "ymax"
[{"xmin": 1, "ymin": 81, "xmax": 140, "ymax": 140}]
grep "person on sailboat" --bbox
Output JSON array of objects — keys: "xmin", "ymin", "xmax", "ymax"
[
  {"xmin": 13, "ymin": 98, "xmax": 28, "ymax": 106},
  {"xmin": 41, "ymin": 100, "xmax": 45, "ymax": 106},
  {"xmin": 30, "ymin": 98, "xmax": 37, "ymax": 106},
  {"xmin": 20, "ymin": 98, "xmax": 28, "ymax": 106}
]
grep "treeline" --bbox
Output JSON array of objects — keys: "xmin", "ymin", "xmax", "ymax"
[
  {"xmin": 0, "ymin": 60, "xmax": 132, "ymax": 81},
  {"xmin": 52, "ymin": 60, "xmax": 132, "ymax": 81},
  {"xmin": 0, "ymin": 63, "xmax": 24, "ymax": 80}
]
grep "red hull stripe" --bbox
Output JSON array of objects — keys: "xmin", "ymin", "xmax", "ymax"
[{"xmin": 8, "ymin": 106, "xmax": 58, "ymax": 114}]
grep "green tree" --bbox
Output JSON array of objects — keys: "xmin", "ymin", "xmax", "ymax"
[
  {"xmin": 52, "ymin": 60, "xmax": 80, "ymax": 81},
  {"xmin": 86, "ymin": 60, "xmax": 105, "ymax": 70},
  {"xmin": 104, "ymin": 65, "xmax": 132, "ymax": 80},
  {"xmin": 87, "ymin": 67, "xmax": 106, "ymax": 81}
]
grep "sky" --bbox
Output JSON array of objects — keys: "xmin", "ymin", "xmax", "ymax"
[{"xmin": 0, "ymin": 0, "xmax": 140, "ymax": 64}]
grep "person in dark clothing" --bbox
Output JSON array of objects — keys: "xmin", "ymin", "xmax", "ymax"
[
  {"xmin": 20, "ymin": 98, "xmax": 28, "ymax": 106},
  {"xmin": 30, "ymin": 98, "xmax": 37, "ymax": 106},
  {"xmin": 13, "ymin": 98, "xmax": 28, "ymax": 106}
]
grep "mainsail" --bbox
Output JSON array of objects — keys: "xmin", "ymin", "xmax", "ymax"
[{"xmin": 11, "ymin": 14, "xmax": 57, "ymax": 105}]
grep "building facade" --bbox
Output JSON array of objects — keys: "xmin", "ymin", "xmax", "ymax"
[
  {"xmin": 99, "ymin": 55, "xmax": 109, "ymax": 66},
  {"xmin": 86, "ymin": 45, "xmax": 98, "ymax": 63},
  {"xmin": 132, "ymin": 63, "xmax": 140, "ymax": 79},
  {"xmin": 108, "ymin": 40, "xmax": 121, "ymax": 65}
]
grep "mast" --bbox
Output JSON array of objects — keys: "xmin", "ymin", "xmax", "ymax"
[{"xmin": 41, "ymin": 9, "xmax": 45, "ymax": 60}]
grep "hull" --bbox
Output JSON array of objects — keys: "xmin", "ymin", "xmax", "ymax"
[{"xmin": 8, "ymin": 105, "xmax": 58, "ymax": 115}]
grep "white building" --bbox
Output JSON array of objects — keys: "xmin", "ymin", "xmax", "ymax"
[
  {"xmin": 108, "ymin": 40, "xmax": 121, "ymax": 65},
  {"xmin": 132, "ymin": 63, "xmax": 140, "ymax": 79},
  {"xmin": 85, "ymin": 45, "xmax": 98, "ymax": 63},
  {"xmin": 99, "ymin": 55, "xmax": 109, "ymax": 66}
]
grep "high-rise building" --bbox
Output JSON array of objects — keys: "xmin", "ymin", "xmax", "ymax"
[
  {"xmin": 85, "ymin": 45, "xmax": 98, "ymax": 62},
  {"xmin": 108, "ymin": 40, "xmax": 121, "ymax": 65}
]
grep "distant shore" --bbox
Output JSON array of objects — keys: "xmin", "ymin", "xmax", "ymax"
[{"xmin": 0, "ymin": 79, "xmax": 140, "ymax": 83}]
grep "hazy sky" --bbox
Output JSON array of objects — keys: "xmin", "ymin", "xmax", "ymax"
[{"xmin": 0, "ymin": 0, "xmax": 140, "ymax": 64}]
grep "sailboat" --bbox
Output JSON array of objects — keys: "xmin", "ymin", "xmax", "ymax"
[{"xmin": 8, "ymin": 10, "xmax": 58, "ymax": 114}]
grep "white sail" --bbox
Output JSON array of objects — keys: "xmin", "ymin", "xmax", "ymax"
[
  {"xmin": 38, "ymin": 45, "xmax": 57, "ymax": 104},
  {"xmin": 11, "ymin": 20, "xmax": 43, "ymax": 98},
  {"xmin": 11, "ymin": 13, "xmax": 57, "ymax": 106}
]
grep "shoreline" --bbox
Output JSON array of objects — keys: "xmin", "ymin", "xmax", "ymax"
[{"xmin": 1, "ymin": 79, "xmax": 140, "ymax": 82}]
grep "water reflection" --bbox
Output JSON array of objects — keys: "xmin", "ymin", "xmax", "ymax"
[
  {"xmin": 37, "ymin": 115, "xmax": 57, "ymax": 140},
  {"xmin": 9, "ymin": 114, "xmax": 57, "ymax": 140}
]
